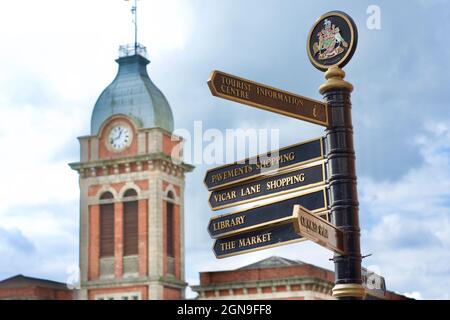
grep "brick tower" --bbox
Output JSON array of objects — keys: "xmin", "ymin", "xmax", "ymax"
[{"xmin": 70, "ymin": 44, "xmax": 193, "ymax": 300}]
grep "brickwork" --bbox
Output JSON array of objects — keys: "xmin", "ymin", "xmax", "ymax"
[
  {"xmin": 0, "ymin": 287, "xmax": 74, "ymax": 300},
  {"xmin": 162, "ymin": 132, "xmax": 182, "ymax": 159},
  {"xmin": 114, "ymin": 202, "xmax": 124, "ymax": 278},
  {"xmin": 88, "ymin": 285, "xmax": 148, "ymax": 300},
  {"xmin": 163, "ymin": 287, "xmax": 182, "ymax": 300},
  {"xmin": 138, "ymin": 199, "xmax": 148, "ymax": 276},
  {"xmin": 0, "ymin": 275, "xmax": 74, "ymax": 300},
  {"xmin": 88, "ymin": 205, "xmax": 100, "ymax": 280},
  {"xmin": 199, "ymin": 265, "xmax": 334, "ymax": 286},
  {"xmin": 72, "ymin": 113, "xmax": 192, "ymax": 299},
  {"xmin": 192, "ymin": 257, "xmax": 412, "ymax": 301}
]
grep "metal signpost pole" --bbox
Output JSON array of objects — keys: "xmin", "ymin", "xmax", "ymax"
[
  {"xmin": 307, "ymin": 11, "xmax": 364, "ymax": 300},
  {"xmin": 320, "ymin": 66, "xmax": 365, "ymax": 300}
]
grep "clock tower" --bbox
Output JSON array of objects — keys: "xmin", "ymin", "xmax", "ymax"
[{"xmin": 70, "ymin": 44, "xmax": 193, "ymax": 300}]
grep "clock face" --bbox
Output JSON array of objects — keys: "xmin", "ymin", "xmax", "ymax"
[{"xmin": 108, "ymin": 125, "xmax": 131, "ymax": 151}]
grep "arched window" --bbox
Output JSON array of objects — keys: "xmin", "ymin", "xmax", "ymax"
[
  {"xmin": 166, "ymin": 191, "xmax": 175, "ymax": 258},
  {"xmin": 100, "ymin": 191, "xmax": 114, "ymax": 200},
  {"xmin": 124, "ymin": 189, "xmax": 137, "ymax": 198},
  {"xmin": 99, "ymin": 192, "xmax": 114, "ymax": 258},
  {"xmin": 123, "ymin": 189, "xmax": 138, "ymax": 256}
]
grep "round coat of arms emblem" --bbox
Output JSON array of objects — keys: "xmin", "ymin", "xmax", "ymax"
[{"xmin": 307, "ymin": 11, "xmax": 358, "ymax": 71}]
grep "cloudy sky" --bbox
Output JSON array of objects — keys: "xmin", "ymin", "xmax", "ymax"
[{"xmin": 0, "ymin": 0, "xmax": 449, "ymax": 300}]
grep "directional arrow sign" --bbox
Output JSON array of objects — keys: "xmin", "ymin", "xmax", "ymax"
[
  {"xmin": 209, "ymin": 161, "xmax": 326, "ymax": 211},
  {"xmin": 204, "ymin": 137, "xmax": 324, "ymax": 191},
  {"xmin": 208, "ymin": 70, "xmax": 329, "ymax": 127},
  {"xmin": 213, "ymin": 221, "xmax": 304, "ymax": 259},
  {"xmin": 293, "ymin": 205, "xmax": 345, "ymax": 255},
  {"xmin": 208, "ymin": 187, "xmax": 328, "ymax": 239}
]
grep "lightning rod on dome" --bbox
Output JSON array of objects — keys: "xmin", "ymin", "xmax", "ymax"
[{"xmin": 120, "ymin": 0, "xmax": 148, "ymax": 59}]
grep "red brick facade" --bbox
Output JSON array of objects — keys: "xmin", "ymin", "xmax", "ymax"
[
  {"xmin": 88, "ymin": 285, "xmax": 148, "ymax": 300},
  {"xmin": 0, "ymin": 276, "xmax": 74, "ymax": 300},
  {"xmin": 192, "ymin": 257, "xmax": 412, "ymax": 300},
  {"xmin": 88, "ymin": 205, "xmax": 100, "ymax": 280},
  {"xmin": 199, "ymin": 263, "xmax": 334, "ymax": 286},
  {"xmin": 138, "ymin": 199, "xmax": 148, "ymax": 276},
  {"xmin": 163, "ymin": 287, "xmax": 182, "ymax": 300},
  {"xmin": 114, "ymin": 202, "xmax": 124, "ymax": 278}
]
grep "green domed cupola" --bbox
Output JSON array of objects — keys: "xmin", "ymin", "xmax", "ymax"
[{"xmin": 91, "ymin": 45, "xmax": 174, "ymax": 135}]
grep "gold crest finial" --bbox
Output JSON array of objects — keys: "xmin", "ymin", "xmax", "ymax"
[{"xmin": 319, "ymin": 66, "xmax": 353, "ymax": 94}]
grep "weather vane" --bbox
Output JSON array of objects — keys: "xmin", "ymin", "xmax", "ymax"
[{"xmin": 125, "ymin": 0, "xmax": 139, "ymax": 50}]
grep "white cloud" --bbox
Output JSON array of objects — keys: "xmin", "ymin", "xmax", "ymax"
[
  {"xmin": 0, "ymin": 104, "xmax": 83, "ymax": 212},
  {"xmin": 360, "ymin": 121, "xmax": 450, "ymax": 299},
  {"xmin": 404, "ymin": 291, "xmax": 423, "ymax": 300}
]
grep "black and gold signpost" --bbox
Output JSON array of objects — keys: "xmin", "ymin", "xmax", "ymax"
[
  {"xmin": 209, "ymin": 161, "xmax": 326, "ymax": 211},
  {"xmin": 293, "ymin": 205, "xmax": 345, "ymax": 255},
  {"xmin": 308, "ymin": 11, "xmax": 364, "ymax": 299},
  {"xmin": 208, "ymin": 71, "xmax": 328, "ymax": 127},
  {"xmin": 209, "ymin": 187, "xmax": 329, "ymax": 239},
  {"xmin": 205, "ymin": 10, "xmax": 364, "ymax": 300},
  {"xmin": 204, "ymin": 138, "xmax": 324, "ymax": 191},
  {"xmin": 213, "ymin": 220, "xmax": 302, "ymax": 259}
]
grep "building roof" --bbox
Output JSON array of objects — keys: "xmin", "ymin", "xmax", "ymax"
[
  {"xmin": 238, "ymin": 256, "xmax": 305, "ymax": 270},
  {"xmin": 90, "ymin": 46, "xmax": 174, "ymax": 135},
  {"xmin": 237, "ymin": 256, "xmax": 332, "ymax": 274},
  {"xmin": 194, "ymin": 256, "xmax": 413, "ymax": 300},
  {"xmin": 0, "ymin": 274, "xmax": 70, "ymax": 291}
]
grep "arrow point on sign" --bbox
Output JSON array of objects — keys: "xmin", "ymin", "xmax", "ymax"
[
  {"xmin": 212, "ymin": 239, "xmax": 223, "ymax": 260},
  {"xmin": 294, "ymin": 204, "xmax": 346, "ymax": 255},
  {"xmin": 292, "ymin": 204, "xmax": 305, "ymax": 234},
  {"xmin": 203, "ymin": 173, "xmax": 210, "ymax": 189},
  {"xmin": 207, "ymin": 70, "xmax": 218, "ymax": 97},
  {"xmin": 207, "ymin": 217, "xmax": 215, "ymax": 238},
  {"xmin": 207, "ymin": 194, "xmax": 216, "ymax": 211}
]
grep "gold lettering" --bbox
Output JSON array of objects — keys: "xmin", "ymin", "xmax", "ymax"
[
  {"xmin": 300, "ymin": 216, "xmax": 329, "ymax": 239},
  {"xmin": 219, "ymin": 76, "xmax": 251, "ymax": 100},
  {"xmin": 238, "ymin": 232, "xmax": 272, "ymax": 248},
  {"xmin": 256, "ymin": 86, "xmax": 304, "ymax": 107},
  {"xmin": 256, "ymin": 152, "xmax": 296, "ymax": 169},
  {"xmin": 213, "ymin": 191, "xmax": 237, "ymax": 203},
  {"xmin": 213, "ymin": 216, "xmax": 246, "ymax": 231},
  {"xmin": 241, "ymin": 184, "xmax": 261, "ymax": 197},
  {"xmin": 266, "ymin": 173, "xmax": 305, "ymax": 190},
  {"xmin": 220, "ymin": 241, "xmax": 236, "ymax": 251},
  {"xmin": 211, "ymin": 165, "xmax": 253, "ymax": 184}
]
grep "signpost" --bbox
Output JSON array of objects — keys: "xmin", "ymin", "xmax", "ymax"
[
  {"xmin": 209, "ymin": 161, "xmax": 326, "ymax": 211},
  {"xmin": 293, "ymin": 205, "xmax": 344, "ymax": 255},
  {"xmin": 208, "ymin": 70, "xmax": 329, "ymax": 127},
  {"xmin": 205, "ymin": 10, "xmax": 366, "ymax": 300},
  {"xmin": 204, "ymin": 137, "xmax": 324, "ymax": 191},
  {"xmin": 309, "ymin": 11, "xmax": 365, "ymax": 300},
  {"xmin": 213, "ymin": 221, "xmax": 303, "ymax": 259},
  {"xmin": 208, "ymin": 187, "xmax": 328, "ymax": 238}
]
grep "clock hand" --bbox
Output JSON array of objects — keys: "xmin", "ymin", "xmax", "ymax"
[{"xmin": 111, "ymin": 131, "xmax": 121, "ymax": 144}]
